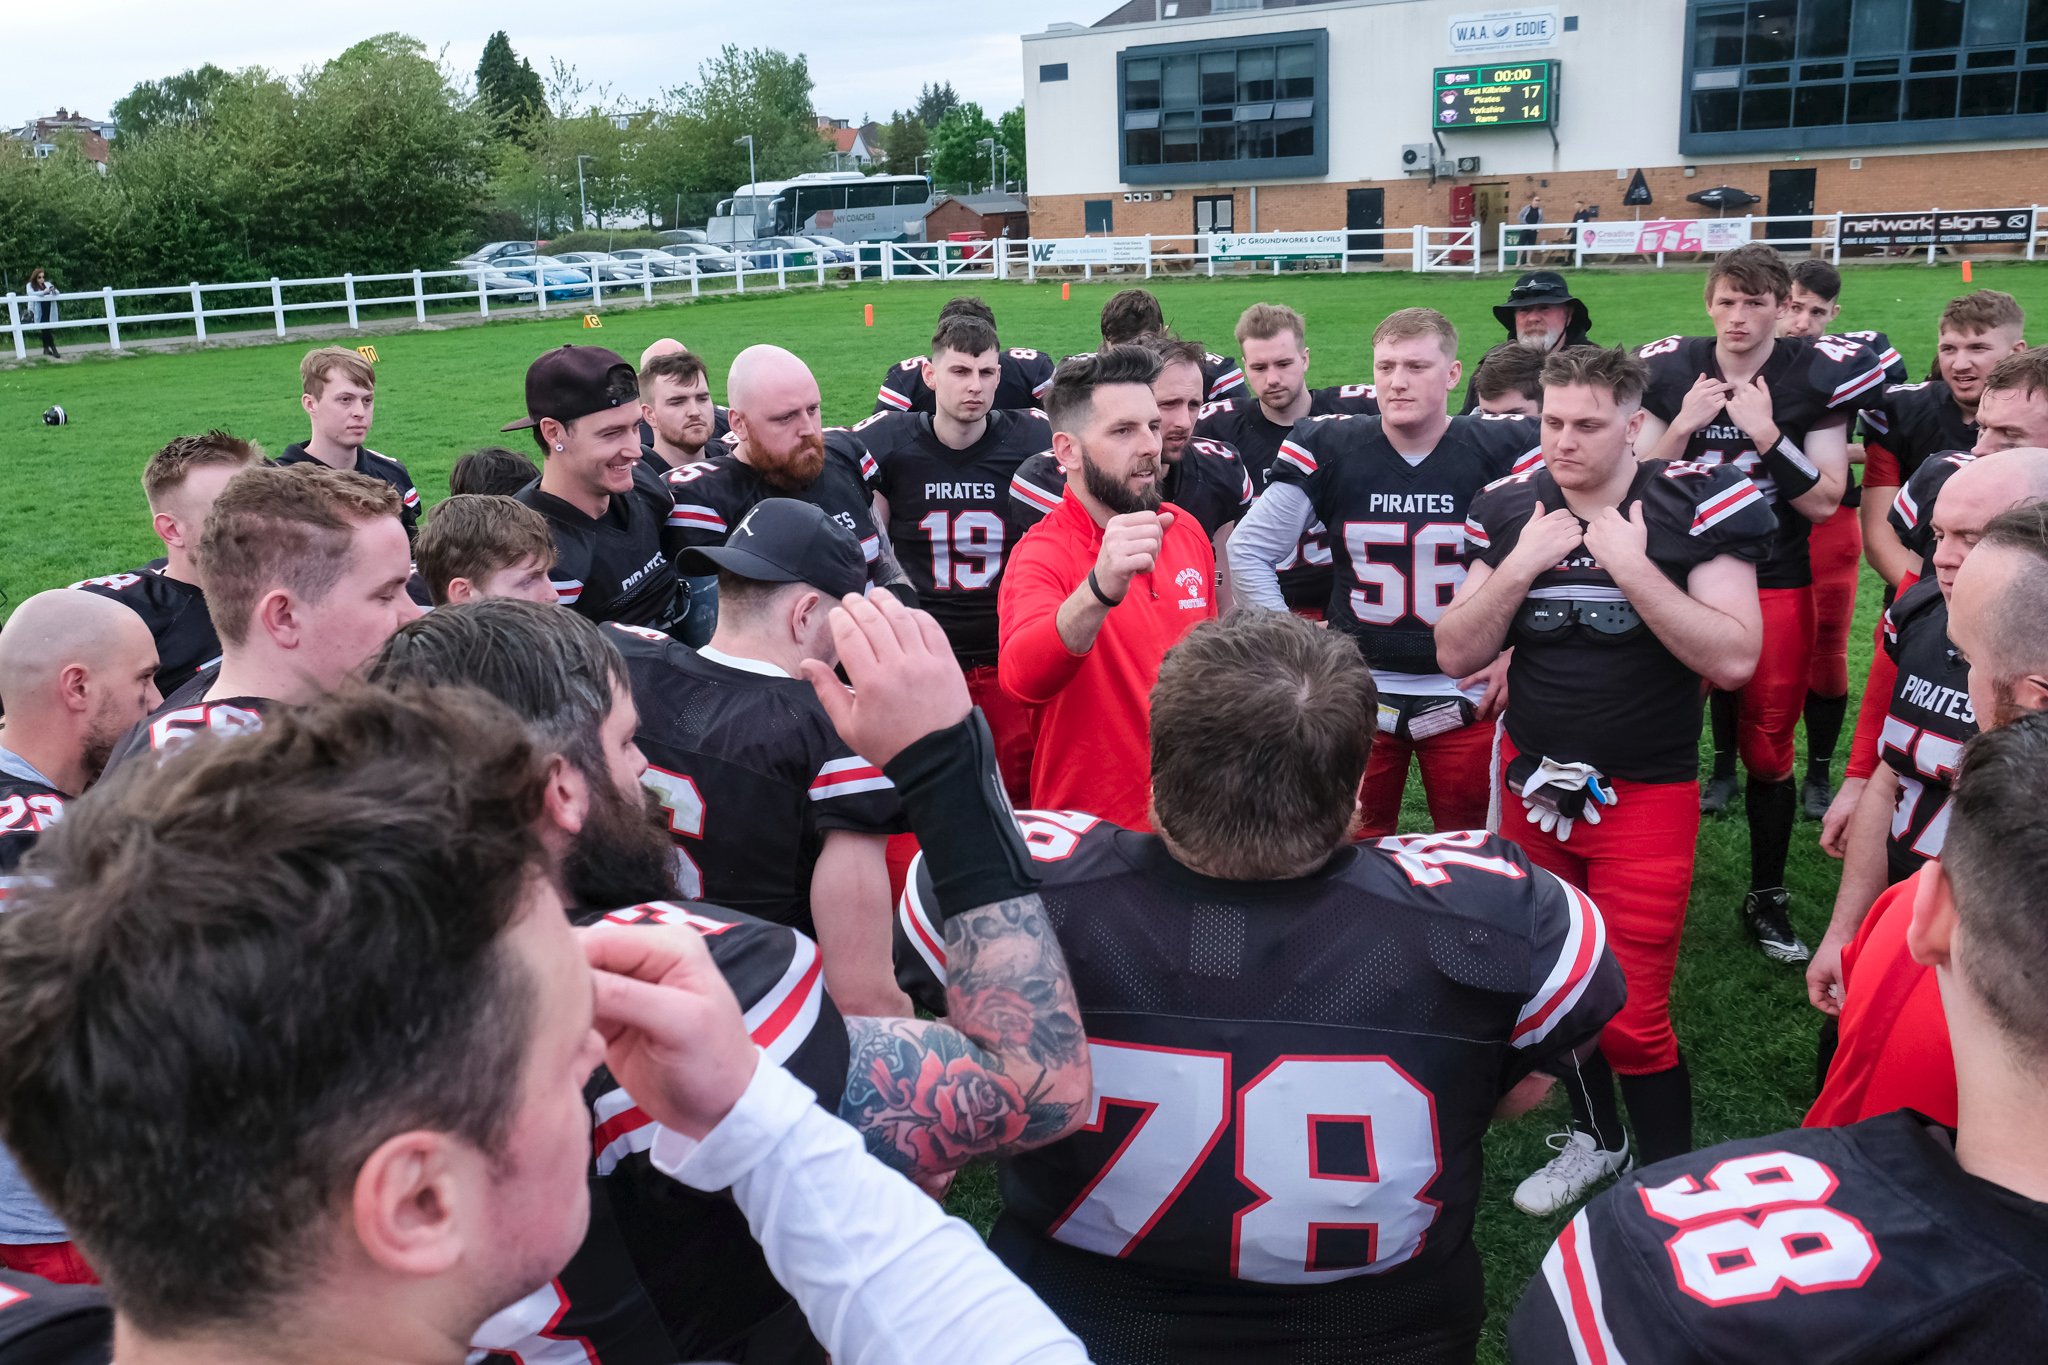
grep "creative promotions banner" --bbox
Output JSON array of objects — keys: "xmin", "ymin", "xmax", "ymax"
[{"xmin": 1576, "ymin": 219, "xmax": 1755, "ymax": 254}]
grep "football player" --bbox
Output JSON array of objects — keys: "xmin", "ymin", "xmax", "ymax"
[
  {"xmin": 449, "ymin": 445, "xmax": 541, "ymax": 497},
  {"xmin": 1512, "ymin": 709, "xmax": 2048, "ymax": 1362},
  {"xmin": 1440, "ymin": 345, "xmax": 1773, "ymax": 1207},
  {"xmin": 276, "ymin": 346, "xmax": 422, "ymax": 540},
  {"xmin": 1197, "ymin": 302, "xmax": 1379, "ymax": 613},
  {"xmin": 855, "ymin": 310, "xmax": 1052, "ymax": 798},
  {"xmin": 506, "ymin": 345, "xmax": 685, "ymax": 631},
  {"xmin": 1469, "ymin": 341, "xmax": 1547, "ymax": 417},
  {"xmin": 369, "ymin": 598, "xmax": 1090, "ymax": 1363},
  {"xmin": 71, "ymin": 430, "xmax": 262, "ymax": 695},
  {"xmin": 1231, "ymin": 306, "xmax": 1538, "ymax": 837},
  {"xmin": 411, "ymin": 494, "xmax": 559, "ymax": 607},
  {"xmin": 874, "ymin": 295, "xmax": 1055, "ymax": 415},
  {"xmin": 105, "ymin": 464, "xmax": 417, "ymax": 770},
  {"xmin": 637, "ymin": 345, "xmax": 729, "ymax": 476},
  {"xmin": 1635, "ymin": 243, "xmax": 1886, "ymax": 965},
  {"xmin": 1860, "ymin": 290, "xmax": 2026, "ymax": 588},
  {"xmin": 899, "ymin": 609, "xmax": 1624, "ymax": 1362},
  {"xmin": 1098, "ymin": 286, "xmax": 1247, "ymax": 402},
  {"xmin": 1806, "ymin": 450, "xmax": 2048, "ymax": 1017}
]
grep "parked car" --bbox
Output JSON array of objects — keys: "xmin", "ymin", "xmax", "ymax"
[
  {"xmin": 657, "ymin": 228, "xmax": 710, "ymax": 245},
  {"xmin": 492, "ymin": 255, "xmax": 594, "ymax": 300},
  {"xmin": 457, "ymin": 240, "xmax": 541, "ymax": 265},
  {"xmin": 549, "ymin": 251, "xmax": 650, "ymax": 284},
  {"xmin": 748, "ymin": 237, "xmax": 820, "ymax": 268},
  {"xmin": 659, "ymin": 242, "xmax": 741, "ymax": 275},
  {"xmin": 607, "ymin": 248, "xmax": 691, "ymax": 278},
  {"xmin": 795, "ymin": 234, "xmax": 857, "ymax": 264}
]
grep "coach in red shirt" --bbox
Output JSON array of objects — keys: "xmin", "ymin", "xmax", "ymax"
[{"xmin": 999, "ymin": 346, "xmax": 1216, "ymax": 830}]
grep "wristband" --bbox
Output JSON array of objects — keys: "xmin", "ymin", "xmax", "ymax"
[
  {"xmin": 1759, "ymin": 435, "xmax": 1823, "ymax": 501},
  {"xmin": 1087, "ymin": 569, "xmax": 1123, "ymax": 608},
  {"xmin": 882, "ymin": 712, "xmax": 1039, "ymax": 922}
]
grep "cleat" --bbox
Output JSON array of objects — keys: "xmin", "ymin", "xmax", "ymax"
[
  {"xmin": 1513, "ymin": 1130, "xmax": 1633, "ymax": 1216},
  {"xmin": 1743, "ymin": 887, "xmax": 1811, "ymax": 964},
  {"xmin": 1700, "ymin": 773, "xmax": 1739, "ymax": 815}
]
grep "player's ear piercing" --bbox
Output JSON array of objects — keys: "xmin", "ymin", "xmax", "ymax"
[{"xmin": 555, "ymin": 443, "xmax": 563, "ymax": 451}]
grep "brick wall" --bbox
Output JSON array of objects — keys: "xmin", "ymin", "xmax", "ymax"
[{"xmin": 1027, "ymin": 147, "xmax": 2048, "ymax": 247}]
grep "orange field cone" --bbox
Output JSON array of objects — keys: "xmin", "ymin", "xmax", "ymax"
[
  {"xmin": 1962, "ymin": 260, "xmax": 1974, "ymax": 283},
  {"xmin": 1062, "ymin": 281, "xmax": 1071, "ymax": 301},
  {"xmin": 864, "ymin": 303, "xmax": 874, "ymax": 327}
]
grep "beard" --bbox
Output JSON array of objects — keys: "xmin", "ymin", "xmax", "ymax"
[
  {"xmin": 655, "ymin": 415, "xmax": 710, "ymax": 456},
  {"xmin": 562, "ymin": 778, "xmax": 685, "ymax": 910},
  {"xmin": 1079, "ymin": 441, "xmax": 1161, "ymax": 517},
  {"xmin": 1519, "ymin": 327, "xmax": 1563, "ymax": 352},
  {"xmin": 752, "ymin": 431, "xmax": 827, "ymax": 490}
]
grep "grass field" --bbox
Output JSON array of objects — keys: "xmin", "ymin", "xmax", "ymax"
[{"xmin": 4, "ymin": 263, "xmax": 2045, "ymax": 1360}]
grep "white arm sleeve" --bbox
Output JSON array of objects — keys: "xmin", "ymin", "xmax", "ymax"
[
  {"xmin": 653, "ymin": 1058, "xmax": 1090, "ymax": 1365},
  {"xmin": 1225, "ymin": 481, "xmax": 1314, "ymax": 612}
]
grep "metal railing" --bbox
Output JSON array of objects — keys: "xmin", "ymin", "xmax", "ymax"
[{"xmin": 7, "ymin": 208, "xmax": 2041, "ymax": 359}]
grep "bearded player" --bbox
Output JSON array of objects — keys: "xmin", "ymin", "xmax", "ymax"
[
  {"xmin": 1230, "ymin": 307, "xmax": 1537, "ymax": 837},
  {"xmin": 900, "ymin": 609, "xmax": 1623, "ymax": 1363},
  {"xmin": 1635, "ymin": 243, "xmax": 1887, "ymax": 964},
  {"xmin": 1440, "ymin": 345, "xmax": 1773, "ymax": 1212}
]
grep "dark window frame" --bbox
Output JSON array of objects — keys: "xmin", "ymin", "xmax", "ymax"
[{"xmin": 1117, "ymin": 28, "xmax": 1329, "ymax": 184}]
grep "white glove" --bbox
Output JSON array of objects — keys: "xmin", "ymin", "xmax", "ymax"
[
  {"xmin": 1523, "ymin": 796, "xmax": 1604, "ymax": 843},
  {"xmin": 1518, "ymin": 758, "xmax": 1618, "ymax": 844}
]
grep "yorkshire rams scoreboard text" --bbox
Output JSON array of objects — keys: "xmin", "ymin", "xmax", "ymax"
[{"xmin": 1432, "ymin": 61, "xmax": 1559, "ymax": 128}]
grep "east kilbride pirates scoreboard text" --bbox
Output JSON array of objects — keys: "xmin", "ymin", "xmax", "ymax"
[{"xmin": 1433, "ymin": 61, "xmax": 1559, "ymax": 128}]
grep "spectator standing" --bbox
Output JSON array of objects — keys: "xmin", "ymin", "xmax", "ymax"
[
  {"xmin": 26, "ymin": 268, "xmax": 59, "ymax": 358},
  {"xmin": 997, "ymin": 346, "xmax": 1217, "ymax": 830}
]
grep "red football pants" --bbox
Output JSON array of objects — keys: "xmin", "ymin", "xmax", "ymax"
[
  {"xmin": 1498, "ymin": 738, "xmax": 1698, "ymax": 1075},
  {"xmin": 0, "ymin": 1240, "xmax": 96, "ymax": 1285},
  {"xmin": 1736, "ymin": 586, "xmax": 1817, "ymax": 782},
  {"xmin": 888, "ymin": 666, "xmax": 1036, "ymax": 911},
  {"xmin": 1806, "ymin": 506, "xmax": 1861, "ymax": 698},
  {"xmin": 1358, "ymin": 719, "xmax": 1496, "ymax": 839}
]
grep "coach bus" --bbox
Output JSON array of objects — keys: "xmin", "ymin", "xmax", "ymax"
[{"xmin": 709, "ymin": 172, "xmax": 933, "ymax": 245}]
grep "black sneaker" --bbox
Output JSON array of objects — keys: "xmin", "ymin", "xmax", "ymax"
[
  {"xmin": 1743, "ymin": 888, "xmax": 1810, "ymax": 964},
  {"xmin": 1800, "ymin": 775, "xmax": 1833, "ymax": 820},
  {"xmin": 1700, "ymin": 773, "xmax": 1739, "ymax": 815}
]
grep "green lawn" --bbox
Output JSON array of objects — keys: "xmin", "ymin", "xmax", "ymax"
[{"xmin": 4, "ymin": 263, "xmax": 2043, "ymax": 1361}]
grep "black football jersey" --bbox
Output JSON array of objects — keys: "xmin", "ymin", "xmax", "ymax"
[
  {"xmin": 276, "ymin": 442, "xmax": 422, "ymax": 539},
  {"xmin": 514, "ymin": 462, "xmax": 682, "ymax": 631},
  {"xmin": 1197, "ymin": 387, "xmax": 1380, "ymax": 610},
  {"xmin": 1508, "ymin": 1111, "xmax": 2048, "ymax": 1365},
  {"xmin": 664, "ymin": 430, "xmax": 887, "ymax": 585},
  {"xmin": 481, "ymin": 898, "xmax": 848, "ymax": 1364},
  {"xmin": 1878, "ymin": 578, "xmax": 1974, "ymax": 884},
  {"xmin": 898, "ymin": 819, "xmax": 1623, "ymax": 1361},
  {"xmin": 852, "ymin": 407, "xmax": 1051, "ymax": 667},
  {"xmin": 1862, "ymin": 379, "xmax": 1975, "ymax": 487},
  {"xmin": 636, "ymin": 406, "xmax": 733, "ymax": 481},
  {"xmin": 1061, "ymin": 348, "xmax": 1248, "ymax": 404},
  {"xmin": 103, "ymin": 668, "xmax": 271, "ymax": 775},
  {"xmin": 1009, "ymin": 437, "xmax": 1254, "ymax": 541},
  {"xmin": 0, "ymin": 1268, "xmax": 112, "ymax": 1365},
  {"xmin": 1638, "ymin": 334, "xmax": 1887, "ymax": 588},
  {"xmin": 605, "ymin": 625, "xmax": 902, "ymax": 935},
  {"xmin": 875, "ymin": 347, "xmax": 1057, "ymax": 415},
  {"xmin": 1271, "ymin": 412, "xmax": 1540, "ymax": 678},
  {"xmin": 1887, "ymin": 449, "xmax": 1976, "ymax": 576},
  {"xmin": 1464, "ymin": 460, "xmax": 1776, "ymax": 783},
  {"xmin": 0, "ymin": 773, "xmax": 65, "ymax": 892},
  {"xmin": 69, "ymin": 561, "xmax": 217, "ymax": 696}
]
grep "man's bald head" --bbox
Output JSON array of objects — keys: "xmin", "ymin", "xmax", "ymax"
[
  {"xmin": 1929, "ymin": 449, "xmax": 2048, "ymax": 597},
  {"xmin": 1951, "ymin": 498, "xmax": 2048, "ymax": 730},
  {"xmin": 0, "ymin": 591, "xmax": 155, "ymax": 706},
  {"xmin": 726, "ymin": 346, "xmax": 826, "ymax": 490},
  {"xmin": 0, "ymin": 591, "xmax": 161, "ymax": 789},
  {"xmin": 639, "ymin": 338, "xmax": 686, "ymax": 371},
  {"xmin": 726, "ymin": 345, "xmax": 818, "ymax": 416}
]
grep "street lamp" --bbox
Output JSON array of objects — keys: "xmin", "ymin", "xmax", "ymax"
[
  {"xmin": 575, "ymin": 154, "xmax": 594, "ymax": 229},
  {"xmin": 996, "ymin": 144, "xmax": 1011, "ymax": 193},
  {"xmin": 977, "ymin": 137, "xmax": 996, "ymax": 195}
]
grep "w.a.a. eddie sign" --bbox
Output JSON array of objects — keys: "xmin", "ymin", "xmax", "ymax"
[{"xmin": 1839, "ymin": 208, "xmax": 2034, "ymax": 248}]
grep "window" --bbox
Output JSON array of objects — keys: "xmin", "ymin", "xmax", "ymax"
[
  {"xmin": 847, "ymin": 182, "xmax": 893, "ymax": 210},
  {"xmin": 1687, "ymin": 0, "xmax": 2048, "ymax": 149},
  {"xmin": 1084, "ymin": 199, "xmax": 1114, "ymax": 234},
  {"xmin": 1040, "ymin": 63, "xmax": 1069, "ymax": 82},
  {"xmin": 1118, "ymin": 30, "xmax": 1327, "ymax": 181}
]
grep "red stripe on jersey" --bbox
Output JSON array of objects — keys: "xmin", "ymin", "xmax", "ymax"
[
  {"xmin": 751, "ymin": 948, "xmax": 822, "ymax": 1051},
  {"xmin": 1691, "ymin": 483, "xmax": 1761, "ymax": 532},
  {"xmin": 1511, "ymin": 882, "xmax": 1602, "ymax": 1045},
  {"xmin": 668, "ymin": 510, "xmax": 727, "ymax": 531},
  {"xmin": 1207, "ymin": 367, "xmax": 1244, "ymax": 400},
  {"xmin": 1557, "ymin": 1215, "xmax": 1617, "ymax": 1365},
  {"xmin": 1275, "ymin": 440, "xmax": 1317, "ymax": 476},
  {"xmin": 876, "ymin": 385, "xmax": 912, "ymax": 411},
  {"xmin": 903, "ymin": 881, "xmax": 946, "ymax": 974},
  {"xmin": 1831, "ymin": 365, "xmax": 1887, "ymax": 407},
  {"xmin": 812, "ymin": 761, "xmax": 884, "ymax": 792},
  {"xmin": 591, "ymin": 1102, "xmax": 652, "ymax": 1158}
]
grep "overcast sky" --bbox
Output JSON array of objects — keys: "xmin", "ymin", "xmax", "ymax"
[{"xmin": 13, "ymin": 1, "xmax": 1098, "ymax": 127}]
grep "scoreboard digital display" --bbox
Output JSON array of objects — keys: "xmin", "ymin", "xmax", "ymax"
[{"xmin": 1433, "ymin": 61, "xmax": 1559, "ymax": 128}]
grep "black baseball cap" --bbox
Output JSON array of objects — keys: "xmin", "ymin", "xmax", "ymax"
[
  {"xmin": 677, "ymin": 498, "xmax": 866, "ymax": 598},
  {"xmin": 502, "ymin": 345, "xmax": 639, "ymax": 432}
]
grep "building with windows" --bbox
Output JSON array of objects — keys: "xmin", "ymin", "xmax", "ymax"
[{"xmin": 1021, "ymin": 0, "xmax": 2048, "ymax": 247}]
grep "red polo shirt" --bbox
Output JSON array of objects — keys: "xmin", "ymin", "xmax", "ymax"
[
  {"xmin": 997, "ymin": 492, "xmax": 1216, "ymax": 830},
  {"xmin": 1805, "ymin": 863, "xmax": 1956, "ymax": 1128}
]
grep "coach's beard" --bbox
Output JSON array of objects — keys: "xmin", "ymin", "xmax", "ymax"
[
  {"xmin": 751, "ymin": 431, "xmax": 827, "ymax": 490},
  {"xmin": 1080, "ymin": 445, "xmax": 1162, "ymax": 517}
]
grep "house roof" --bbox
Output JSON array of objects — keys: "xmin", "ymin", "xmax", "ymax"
[{"xmin": 935, "ymin": 192, "xmax": 1030, "ymax": 215}]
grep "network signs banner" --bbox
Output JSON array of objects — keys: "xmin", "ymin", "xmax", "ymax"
[
  {"xmin": 1026, "ymin": 238, "xmax": 1151, "ymax": 266},
  {"xmin": 1210, "ymin": 231, "xmax": 1348, "ymax": 260},
  {"xmin": 1838, "ymin": 208, "xmax": 2034, "ymax": 248},
  {"xmin": 1448, "ymin": 8, "xmax": 1562, "ymax": 55},
  {"xmin": 1578, "ymin": 218, "xmax": 1754, "ymax": 254}
]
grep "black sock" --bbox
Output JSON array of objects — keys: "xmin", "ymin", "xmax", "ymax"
[
  {"xmin": 1815, "ymin": 1017, "xmax": 1841, "ymax": 1092},
  {"xmin": 1747, "ymin": 777, "xmax": 1796, "ymax": 891},
  {"xmin": 1709, "ymin": 692, "xmax": 1738, "ymax": 780},
  {"xmin": 1803, "ymin": 691, "xmax": 1848, "ymax": 784},
  {"xmin": 1618, "ymin": 1057, "xmax": 1694, "ymax": 1164},
  {"xmin": 1559, "ymin": 1051, "xmax": 1627, "ymax": 1153}
]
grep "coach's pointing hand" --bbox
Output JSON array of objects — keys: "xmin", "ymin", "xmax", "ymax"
[
  {"xmin": 800, "ymin": 591, "xmax": 971, "ymax": 768},
  {"xmin": 1094, "ymin": 510, "xmax": 1176, "ymax": 602}
]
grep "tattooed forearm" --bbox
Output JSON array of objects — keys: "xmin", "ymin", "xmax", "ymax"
[{"xmin": 838, "ymin": 893, "xmax": 1091, "ymax": 1178}]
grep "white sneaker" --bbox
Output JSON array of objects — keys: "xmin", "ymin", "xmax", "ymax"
[{"xmin": 1512, "ymin": 1130, "xmax": 1632, "ymax": 1216}]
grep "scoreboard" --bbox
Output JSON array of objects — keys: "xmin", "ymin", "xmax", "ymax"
[{"xmin": 1433, "ymin": 61, "xmax": 1559, "ymax": 128}]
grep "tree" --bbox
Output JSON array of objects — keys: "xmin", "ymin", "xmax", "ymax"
[
  {"xmin": 914, "ymin": 81, "xmax": 960, "ymax": 130},
  {"xmin": 109, "ymin": 64, "xmax": 234, "ymax": 139},
  {"xmin": 996, "ymin": 105, "xmax": 1027, "ymax": 189},
  {"xmin": 475, "ymin": 31, "xmax": 547, "ymax": 138},
  {"xmin": 928, "ymin": 102, "xmax": 996, "ymax": 194},
  {"xmin": 661, "ymin": 46, "xmax": 827, "ymax": 219},
  {"xmin": 878, "ymin": 110, "xmax": 928, "ymax": 176}
]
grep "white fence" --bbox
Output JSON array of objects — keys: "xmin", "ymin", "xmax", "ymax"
[{"xmin": 6, "ymin": 206, "xmax": 2042, "ymax": 359}]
